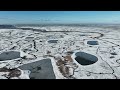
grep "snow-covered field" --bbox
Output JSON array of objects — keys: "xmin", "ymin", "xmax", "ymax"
[{"xmin": 0, "ymin": 24, "xmax": 120, "ymax": 79}]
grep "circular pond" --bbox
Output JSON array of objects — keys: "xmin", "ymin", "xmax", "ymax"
[{"xmin": 75, "ymin": 52, "xmax": 98, "ymax": 65}]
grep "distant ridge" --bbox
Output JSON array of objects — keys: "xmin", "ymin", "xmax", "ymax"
[
  {"xmin": 15, "ymin": 23, "xmax": 120, "ymax": 28},
  {"xmin": 0, "ymin": 24, "xmax": 120, "ymax": 30},
  {"xmin": 0, "ymin": 25, "xmax": 17, "ymax": 29}
]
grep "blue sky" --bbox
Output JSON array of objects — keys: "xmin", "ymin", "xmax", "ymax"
[{"xmin": 0, "ymin": 11, "xmax": 120, "ymax": 24}]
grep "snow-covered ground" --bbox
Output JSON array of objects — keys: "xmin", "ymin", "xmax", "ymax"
[{"xmin": 0, "ymin": 25, "xmax": 120, "ymax": 79}]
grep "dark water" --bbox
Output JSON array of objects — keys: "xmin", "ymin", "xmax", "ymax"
[
  {"xmin": 19, "ymin": 59, "xmax": 56, "ymax": 79},
  {"xmin": 87, "ymin": 41, "xmax": 98, "ymax": 45},
  {"xmin": 0, "ymin": 51, "xmax": 20, "ymax": 61},
  {"xmin": 80, "ymin": 34, "xmax": 86, "ymax": 36},
  {"xmin": 75, "ymin": 52, "xmax": 98, "ymax": 65},
  {"xmin": 75, "ymin": 56, "xmax": 96, "ymax": 65},
  {"xmin": 48, "ymin": 40, "xmax": 58, "ymax": 43},
  {"xmin": 110, "ymin": 52, "xmax": 117, "ymax": 55}
]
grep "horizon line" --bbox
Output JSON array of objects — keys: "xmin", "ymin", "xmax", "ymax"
[{"xmin": 0, "ymin": 23, "xmax": 120, "ymax": 25}]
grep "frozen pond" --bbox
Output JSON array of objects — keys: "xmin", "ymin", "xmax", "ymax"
[
  {"xmin": 0, "ymin": 51, "xmax": 20, "ymax": 61},
  {"xmin": 87, "ymin": 41, "xmax": 98, "ymax": 45},
  {"xmin": 19, "ymin": 59, "xmax": 56, "ymax": 79}
]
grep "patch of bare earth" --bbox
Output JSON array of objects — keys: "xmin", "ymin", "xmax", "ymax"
[
  {"xmin": 0, "ymin": 67, "xmax": 21, "ymax": 79},
  {"xmin": 55, "ymin": 55, "xmax": 75, "ymax": 78}
]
